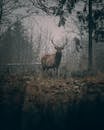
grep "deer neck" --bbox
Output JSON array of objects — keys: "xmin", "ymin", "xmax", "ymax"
[{"xmin": 55, "ymin": 52, "xmax": 62, "ymax": 66}]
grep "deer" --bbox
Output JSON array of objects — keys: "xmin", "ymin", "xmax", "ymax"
[
  {"xmin": 41, "ymin": 39, "xmax": 67, "ymax": 76},
  {"xmin": 41, "ymin": 37, "xmax": 82, "ymax": 77}
]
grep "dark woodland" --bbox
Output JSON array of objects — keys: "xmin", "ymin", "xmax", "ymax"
[{"xmin": 0, "ymin": 0, "xmax": 104, "ymax": 130}]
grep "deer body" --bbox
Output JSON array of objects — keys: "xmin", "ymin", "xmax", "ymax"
[
  {"xmin": 41, "ymin": 40, "xmax": 66, "ymax": 75},
  {"xmin": 41, "ymin": 49, "xmax": 62, "ymax": 71}
]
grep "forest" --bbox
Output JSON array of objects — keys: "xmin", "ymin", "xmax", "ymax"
[{"xmin": 0, "ymin": 0, "xmax": 104, "ymax": 130}]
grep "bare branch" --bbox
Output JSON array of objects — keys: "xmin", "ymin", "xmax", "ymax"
[{"xmin": 29, "ymin": 0, "xmax": 50, "ymax": 14}]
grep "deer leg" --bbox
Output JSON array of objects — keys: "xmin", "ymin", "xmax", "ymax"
[
  {"xmin": 53, "ymin": 68, "xmax": 55, "ymax": 77},
  {"xmin": 42, "ymin": 66, "xmax": 46, "ymax": 74},
  {"xmin": 46, "ymin": 68, "xmax": 50, "ymax": 77},
  {"xmin": 56, "ymin": 68, "xmax": 59, "ymax": 78},
  {"xmin": 42, "ymin": 67, "xmax": 46, "ymax": 77},
  {"xmin": 49, "ymin": 69, "xmax": 52, "ymax": 77}
]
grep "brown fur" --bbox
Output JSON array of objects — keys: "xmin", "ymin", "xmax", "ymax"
[
  {"xmin": 41, "ymin": 40, "xmax": 67, "ymax": 75},
  {"xmin": 41, "ymin": 48, "xmax": 62, "ymax": 73}
]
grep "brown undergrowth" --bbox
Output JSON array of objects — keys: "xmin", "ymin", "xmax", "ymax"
[{"xmin": 0, "ymin": 72, "xmax": 104, "ymax": 130}]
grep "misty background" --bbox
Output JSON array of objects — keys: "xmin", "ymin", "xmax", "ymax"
[{"xmin": 0, "ymin": 0, "xmax": 104, "ymax": 75}]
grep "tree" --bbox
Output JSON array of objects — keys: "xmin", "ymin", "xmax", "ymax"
[
  {"xmin": 28, "ymin": 0, "xmax": 77, "ymax": 16},
  {"xmin": 29, "ymin": 0, "xmax": 50, "ymax": 14},
  {"xmin": 0, "ymin": 0, "xmax": 21, "ymax": 37},
  {"xmin": 88, "ymin": 0, "xmax": 93, "ymax": 71},
  {"xmin": 12, "ymin": 19, "xmax": 34, "ymax": 63},
  {"xmin": 0, "ymin": 19, "xmax": 34, "ymax": 64},
  {"xmin": 0, "ymin": 0, "xmax": 3, "ymax": 23},
  {"xmin": 0, "ymin": 0, "xmax": 19, "ymax": 24}
]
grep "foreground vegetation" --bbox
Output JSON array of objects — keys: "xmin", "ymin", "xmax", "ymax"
[{"xmin": 0, "ymin": 72, "xmax": 104, "ymax": 130}]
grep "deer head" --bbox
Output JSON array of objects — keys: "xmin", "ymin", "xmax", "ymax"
[{"xmin": 51, "ymin": 39, "xmax": 67, "ymax": 53}]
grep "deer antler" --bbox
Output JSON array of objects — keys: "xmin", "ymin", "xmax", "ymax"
[
  {"xmin": 61, "ymin": 38, "xmax": 68, "ymax": 49},
  {"xmin": 51, "ymin": 39, "xmax": 58, "ymax": 48}
]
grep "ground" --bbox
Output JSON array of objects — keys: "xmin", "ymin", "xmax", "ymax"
[{"xmin": 0, "ymin": 72, "xmax": 104, "ymax": 130}]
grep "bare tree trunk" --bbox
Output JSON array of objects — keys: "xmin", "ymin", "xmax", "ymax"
[
  {"xmin": 0, "ymin": 0, "xmax": 3, "ymax": 23},
  {"xmin": 88, "ymin": 0, "xmax": 93, "ymax": 71},
  {"xmin": 56, "ymin": 0, "xmax": 66, "ymax": 16}
]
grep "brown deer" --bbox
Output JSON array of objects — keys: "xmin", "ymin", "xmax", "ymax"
[{"xmin": 41, "ymin": 39, "xmax": 67, "ymax": 76}]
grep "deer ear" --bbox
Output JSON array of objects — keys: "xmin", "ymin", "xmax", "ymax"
[
  {"xmin": 61, "ymin": 46, "xmax": 64, "ymax": 49},
  {"xmin": 55, "ymin": 46, "xmax": 58, "ymax": 49}
]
